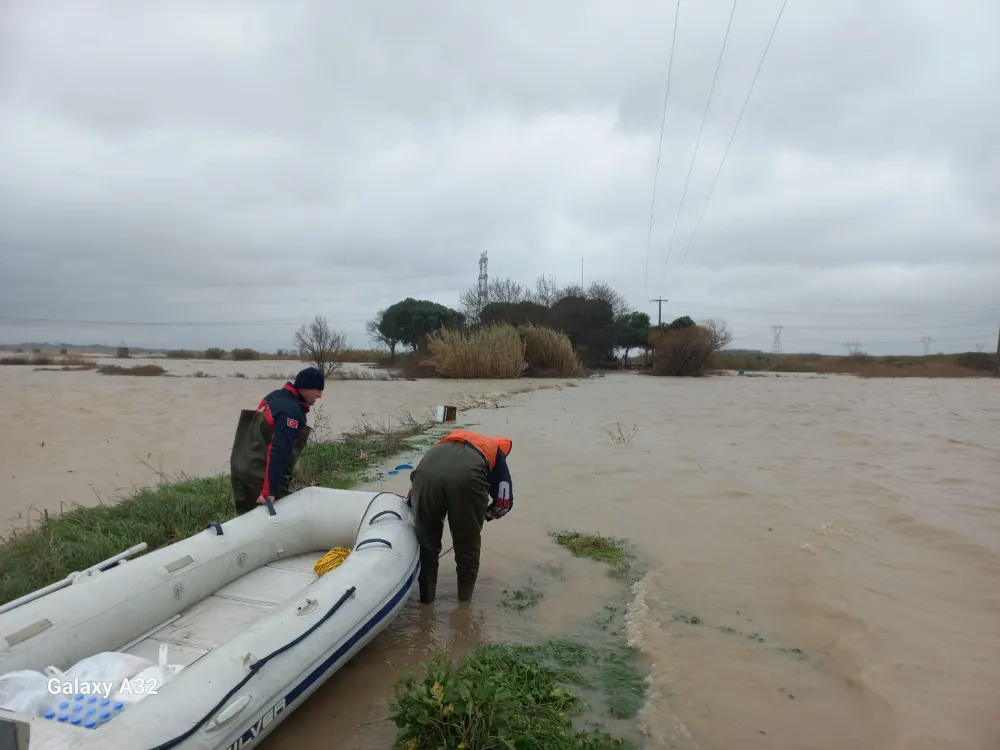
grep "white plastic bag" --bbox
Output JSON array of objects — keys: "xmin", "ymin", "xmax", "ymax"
[
  {"xmin": 60, "ymin": 652, "xmax": 155, "ymax": 685},
  {"xmin": 115, "ymin": 644, "xmax": 184, "ymax": 705},
  {"xmin": 0, "ymin": 669, "xmax": 55, "ymax": 717}
]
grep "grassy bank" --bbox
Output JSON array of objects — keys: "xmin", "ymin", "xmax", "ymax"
[
  {"xmin": 0, "ymin": 414, "xmax": 429, "ymax": 607},
  {"xmin": 387, "ymin": 531, "xmax": 645, "ymax": 749},
  {"xmin": 715, "ymin": 350, "xmax": 998, "ymax": 378}
]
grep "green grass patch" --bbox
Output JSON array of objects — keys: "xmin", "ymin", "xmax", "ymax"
[
  {"xmin": 388, "ymin": 530, "xmax": 648, "ymax": 749},
  {"xmin": 549, "ymin": 530, "xmax": 633, "ymax": 574},
  {"xmin": 0, "ymin": 416, "xmax": 432, "ymax": 607},
  {"xmin": 388, "ymin": 642, "xmax": 637, "ymax": 749},
  {"xmin": 500, "ymin": 584, "xmax": 543, "ymax": 612}
]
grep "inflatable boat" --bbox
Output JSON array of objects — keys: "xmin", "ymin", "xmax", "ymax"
[{"xmin": 0, "ymin": 487, "xmax": 419, "ymax": 750}]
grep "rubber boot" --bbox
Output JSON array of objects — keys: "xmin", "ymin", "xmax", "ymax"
[
  {"xmin": 418, "ymin": 576, "xmax": 437, "ymax": 605},
  {"xmin": 456, "ymin": 578, "xmax": 476, "ymax": 602}
]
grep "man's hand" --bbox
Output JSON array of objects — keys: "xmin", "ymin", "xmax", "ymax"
[{"xmin": 257, "ymin": 494, "xmax": 275, "ymax": 505}]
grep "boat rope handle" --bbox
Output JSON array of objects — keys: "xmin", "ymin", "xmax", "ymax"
[
  {"xmin": 368, "ymin": 510, "xmax": 402, "ymax": 524},
  {"xmin": 145, "ymin": 585, "xmax": 357, "ymax": 750},
  {"xmin": 264, "ymin": 498, "xmax": 276, "ymax": 516},
  {"xmin": 204, "ymin": 523, "xmax": 223, "ymax": 536},
  {"xmin": 355, "ymin": 538, "xmax": 392, "ymax": 551}
]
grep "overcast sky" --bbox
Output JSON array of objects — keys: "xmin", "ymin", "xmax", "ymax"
[{"xmin": 1, "ymin": 0, "xmax": 997, "ymax": 355}]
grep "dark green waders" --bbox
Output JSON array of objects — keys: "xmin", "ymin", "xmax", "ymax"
[
  {"xmin": 409, "ymin": 440, "xmax": 490, "ymax": 604},
  {"xmin": 229, "ymin": 409, "xmax": 311, "ymax": 516}
]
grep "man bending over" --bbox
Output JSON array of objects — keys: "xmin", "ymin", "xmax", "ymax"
[{"xmin": 406, "ymin": 428, "xmax": 514, "ymax": 604}]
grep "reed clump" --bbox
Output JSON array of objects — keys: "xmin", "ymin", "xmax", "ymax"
[{"xmin": 426, "ymin": 324, "xmax": 585, "ymax": 379}]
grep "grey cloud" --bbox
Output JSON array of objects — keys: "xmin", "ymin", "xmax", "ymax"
[{"xmin": 1, "ymin": 0, "xmax": 997, "ymax": 355}]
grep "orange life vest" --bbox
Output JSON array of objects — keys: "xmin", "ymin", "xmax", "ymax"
[{"xmin": 435, "ymin": 429, "xmax": 512, "ymax": 470}]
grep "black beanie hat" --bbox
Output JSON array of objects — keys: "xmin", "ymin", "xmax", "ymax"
[{"xmin": 293, "ymin": 366, "xmax": 325, "ymax": 392}]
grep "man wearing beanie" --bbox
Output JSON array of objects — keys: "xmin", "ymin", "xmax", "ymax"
[{"xmin": 229, "ymin": 366, "xmax": 325, "ymax": 515}]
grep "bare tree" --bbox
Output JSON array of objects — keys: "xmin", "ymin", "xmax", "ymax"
[
  {"xmin": 459, "ymin": 276, "xmax": 531, "ymax": 321},
  {"xmin": 531, "ymin": 274, "xmax": 563, "ymax": 306},
  {"xmin": 293, "ymin": 315, "xmax": 346, "ymax": 378},
  {"xmin": 557, "ymin": 283, "xmax": 585, "ymax": 299},
  {"xmin": 586, "ymin": 281, "xmax": 631, "ymax": 319},
  {"xmin": 649, "ymin": 319, "xmax": 733, "ymax": 376},
  {"xmin": 365, "ymin": 309, "xmax": 399, "ymax": 362},
  {"xmin": 702, "ymin": 319, "xmax": 733, "ymax": 352}
]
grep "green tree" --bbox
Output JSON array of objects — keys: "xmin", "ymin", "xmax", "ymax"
[
  {"xmin": 378, "ymin": 298, "xmax": 465, "ymax": 353},
  {"xmin": 618, "ymin": 311, "xmax": 651, "ymax": 364}
]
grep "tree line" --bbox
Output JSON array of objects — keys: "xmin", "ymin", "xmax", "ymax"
[{"xmin": 362, "ymin": 273, "xmax": 726, "ymax": 370}]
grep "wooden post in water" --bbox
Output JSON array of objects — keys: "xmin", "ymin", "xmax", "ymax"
[{"xmin": 995, "ymin": 325, "xmax": 1000, "ymax": 378}]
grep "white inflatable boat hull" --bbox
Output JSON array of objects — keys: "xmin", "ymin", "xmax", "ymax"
[{"xmin": 0, "ymin": 487, "xmax": 419, "ymax": 750}]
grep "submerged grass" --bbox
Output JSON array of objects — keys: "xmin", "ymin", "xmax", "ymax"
[
  {"xmin": 550, "ymin": 530, "xmax": 633, "ymax": 574},
  {"xmin": 388, "ymin": 530, "xmax": 648, "ymax": 749},
  {"xmin": 0, "ymin": 413, "xmax": 432, "ymax": 607},
  {"xmin": 388, "ymin": 642, "xmax": 638, "ymax": 750}
]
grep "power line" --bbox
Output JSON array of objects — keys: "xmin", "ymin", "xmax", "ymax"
[
  {"xmin": 0, "ymin": 268, "xmax": 468, "ymax": 290},
  {"xmin": 0, "ymin": 315, "xmax": 370, "ymax": 327},
  {"xmin": 655, "ymin": 300, "xmax": 1000, "ymax": 317},
  {"xmin": 666, "ymin": 0, "xmax": 792, "ymax": 293},
  {"xmin": 643, "ymin": 0, "xmax": 682, "ymax": 294},
  {"xmin": 721, "ymin": 320, "xmax": 996, "ymax": 332},
  {"xmin": 657, "ymin": 0, "xmax": 740, "ymax": 294},
  {"xmin": 771, "ymin": 333, "xmax": 987, "ymax": 347}
]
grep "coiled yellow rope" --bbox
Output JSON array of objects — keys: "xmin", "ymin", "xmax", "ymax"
[{"xmin": 314, "ymin": 546, "xmax": 351, "ymax": 576}]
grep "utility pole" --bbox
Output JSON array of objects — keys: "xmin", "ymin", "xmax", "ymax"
[
  {"xmin": 772, "ymin": 325, "xmax": 784, "ymax": 354},
  {"xmin": 650, "ymin": 298, "xmax": 668, "ymax": 327},
  {"xmin": 921, "ymin": 336, "xmax": 932, "ymax": 356}
]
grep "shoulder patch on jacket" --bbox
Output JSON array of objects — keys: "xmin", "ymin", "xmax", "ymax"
[{"xmin": 286, "ymin": 418, "xmax": 299, "ymax": 429}]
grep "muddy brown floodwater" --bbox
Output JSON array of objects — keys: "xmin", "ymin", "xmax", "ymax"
[{"xmin": 3, "ymin": 364, "xmax": 999, "ymax": 748}]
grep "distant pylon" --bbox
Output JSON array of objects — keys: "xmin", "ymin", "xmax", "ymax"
[
  {"xmin": 975, "ymin": 343, "xmax": 985, "ymax": 352},
  {"xmin": 771, "ymin": 325, "xmax": 783, "ymax": 354},
  {"xmin": 920, "ymin": 336, "xmax": 932, "ymax": 356},
  {"xmin": 843, "ymin": 341, "xmax": 861, "ymax": 355},
  {"xmin": 477, "ymin": 250, "xmax": 489, "ymax": 312}
]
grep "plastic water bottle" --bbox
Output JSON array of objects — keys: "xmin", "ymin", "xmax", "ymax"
[
  {"xmin": 84, "ymin": 719, "xmax": 96, "ymax": 729},
  {"xmin": 43, "ymin": 711, "xmax": 55, "ymax": 720},
  {"xmin": 70, "ymin": 716, "xmax": 83, "ymax": 727},
  {"xmin": 57, "ymin": 713, "xmax": 70, "ymax": 723},
  {"xmin": 59, "ymin": 701, "xmax": 70, "ymax": 712},
  {"xmin": 99, "ymin": 710, "xmax": 111, "ymax": 725}
]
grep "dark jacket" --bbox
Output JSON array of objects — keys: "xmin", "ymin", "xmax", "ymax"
[
  {"xmin": 230, "ymin": 383, "xmax": 312, "ymax": 498},
  {"xmin": 405, "ymin": 438, "xmax": 514, "ymax": 522}
]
